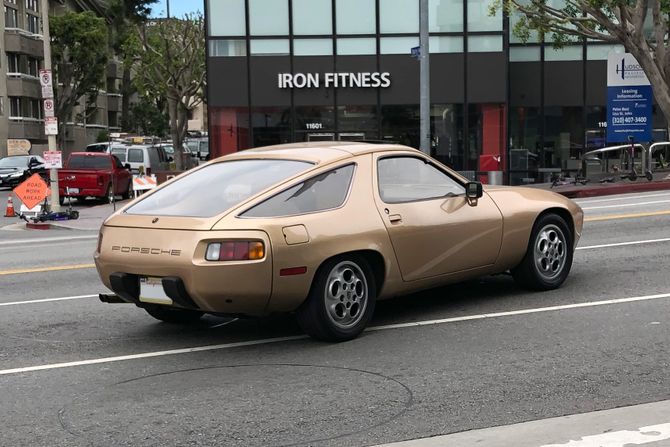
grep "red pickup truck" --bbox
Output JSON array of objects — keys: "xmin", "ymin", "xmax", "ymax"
[{"xmin": 58, "ymin": 152, "xmax": 133, "ymax": 203}]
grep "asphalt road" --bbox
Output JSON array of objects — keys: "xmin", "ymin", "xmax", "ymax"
[{"xmin": 1, "ymin": 189, "xmax": 670, "ymax": 446}]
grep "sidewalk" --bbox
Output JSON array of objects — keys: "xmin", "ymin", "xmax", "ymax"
[
  {"xmin": 1, "ymin": 200, "xmax": 126, "ymax": 232},
  {"xmin": 530, "ymin": 178, "xmax": 670, "ymax": 198}
]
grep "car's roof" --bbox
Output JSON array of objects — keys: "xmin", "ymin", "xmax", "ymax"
[
  {"xmin": 224, "ymin": 142, "xmax": 419, "ymax": 165},
  {"xmin": 71, "ymin": 152, "xmax": 111, "ymax": 157}
]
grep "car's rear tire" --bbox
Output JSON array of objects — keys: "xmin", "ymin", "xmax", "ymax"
[
  {"xmin": 511, "ymin": 213, "xmax": 574, "ymax": 291},
  {"xmin": 121, "ymin": 180, "xmax": 132, "ymax": 200},
  {"xmin": 143, "ymin": 304, "xmax": 204, "ymax": 324},
  {"xmin": 296, "ymin": 255, "xmax": 376, "ymax": 342}
]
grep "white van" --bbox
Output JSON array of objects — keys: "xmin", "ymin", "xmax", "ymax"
[{"xmin": 108, "ymin": 145, "xmax": 170, "ymax": 175}]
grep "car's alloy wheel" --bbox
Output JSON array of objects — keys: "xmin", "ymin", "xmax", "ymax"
[
  {"xmin": 121, "ymin": 180, "xmax": 132, "ymax": 200},
  {"xmin": 297, "ymin": 255, "xmax": 377, "ymax": 342},
  {"xmin": 105, "ymin": 185, "xmax": 114, "ymax": 204},
  {"xmin": 512, "ymin": 213, "xmax": 573, "ymax": 291}
]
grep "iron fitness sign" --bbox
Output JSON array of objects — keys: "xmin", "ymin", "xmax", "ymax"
[{"xmin": 278, "ymin": 72, "xmax": 391, "ymax": 89}]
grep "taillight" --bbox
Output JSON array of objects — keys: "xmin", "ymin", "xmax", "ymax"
[
  {"xmin": 205, "ymin": 241, "xmax": 265, "ymax": 261},
  {"xmin": 97, "ymin": 175, "xmax": 103, "ymax": 186}
]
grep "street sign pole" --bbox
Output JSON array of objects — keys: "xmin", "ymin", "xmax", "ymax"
[
  {"xmin": 41, "ymin": 0, "xmax": 60, "ymax": 212},
  {"xmin": 419, "ymin": 0, "xmax": 430, "ymax": 154}
]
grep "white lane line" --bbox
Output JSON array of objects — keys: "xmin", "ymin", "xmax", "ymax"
[
  {"xmin": 0, "ymin": 294, "xmax": 98, "ymax": 307},
  {"xmin": 577, "ymin": 237, "xmax": 670, "ymax": 251},
  {"xmin": 575, "ymin": 192, "xmax": 670, "ymax": 204},
  {"xmin": 0, "ymin": 235, "xmax": 97, "ymax": 246},
  {"xmin": 2, "ymin": 291, "xmax": 670, "ymax": 376},
  {"xmin": 582, "ymin": 199, "xmax": 670, "ymax": 210}
]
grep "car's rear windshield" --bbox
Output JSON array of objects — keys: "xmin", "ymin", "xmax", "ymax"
[
  {"xmin": 0, "ymin": 156, "xmax": 28, "ymax": 168},
  {"xmin": 125, "ymin": 159, "xmax": 314, "ymax": 217},
  {"xmin": 67, "ymin": 155, "xmax": 111, "ymax": 169},
  {"xmin": 111, "ymin": 148, "xmax": 126, "ymax": 162}
]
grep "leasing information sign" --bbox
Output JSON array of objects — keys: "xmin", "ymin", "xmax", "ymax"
[{"xmin": 606, "ymin": 53, "xmax": 652, "ymax": 143}]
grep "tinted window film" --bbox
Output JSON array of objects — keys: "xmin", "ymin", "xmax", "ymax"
[
  {"xmin": 128, "ymin": 149, "xmax": 143, "ymax": 163},
  {"xmin": 243, "ymin": 164, "xmax": 355, "ymax": 217},
  {"xmin": 126, "ymin": 159, "xmax": 313, "ymax": 217},
  {"xmin": 377, "ymin": 157, "xmax": 464, "ymax": 203},
  {"xmin": 67, "ymin": 156, "xmax": 112, "ymax": 169}
]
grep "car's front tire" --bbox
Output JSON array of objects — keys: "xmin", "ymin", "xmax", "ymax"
[
  {"xmin": 297, "ymin": 255, "xmax": 376, "ymax": 342},
  {"xmin": 512, "ymin": 213, "xmax": 574, "ymax": 291},
  {"xmin": 143, "ymin": 304, "xmax": 204, "ymax": 324}
]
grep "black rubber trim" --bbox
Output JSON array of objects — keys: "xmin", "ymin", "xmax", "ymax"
[
  {"xmin": 109, "ymin": 272, "xmax": 140, "ymax": 304},
  {"xmin": 161, "ymin": 277, "xmax": 199, "ymax": 310}
]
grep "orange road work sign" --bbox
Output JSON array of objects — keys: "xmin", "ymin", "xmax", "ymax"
[{"xmin": 14, "ymin": 173, "xmax": 50, "ymax": 209}]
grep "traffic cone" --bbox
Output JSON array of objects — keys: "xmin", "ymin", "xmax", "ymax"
[{"xmin": 4, "ymin": 196, "xmax": 15, "ymax": 217}]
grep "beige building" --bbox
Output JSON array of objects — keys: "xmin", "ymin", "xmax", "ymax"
[{"xmin": 0, "ymin": 0, "xmax": 121, "ymax": 158}]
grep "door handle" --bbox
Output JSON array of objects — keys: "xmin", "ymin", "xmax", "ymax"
[{"xmin": 388, "ymin": 214, "xmax": 402, "ymax": 223}]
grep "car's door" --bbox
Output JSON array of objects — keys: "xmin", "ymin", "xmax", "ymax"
[{"xmin": 373, "ymin": 153, "xmax": 504, "ymax": 282}]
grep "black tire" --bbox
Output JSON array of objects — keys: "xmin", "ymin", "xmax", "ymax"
[
  {"xmin": 296, "ymin": 255, "xmax": 377, "ymax": 342},
  {"xmin": 103, "ymin": 184, "xmax": 114, "ymax": 204},
  {"xmin": 143, "ymin": 304, "xmax": 204, "ymax": 324},
  {"xmin": 121, "ymin": 180, "xmax": 133, "ymax": 200},
  {"xmin": 512, "ymin": 213, "xmax": 574, "ymax": 291}
]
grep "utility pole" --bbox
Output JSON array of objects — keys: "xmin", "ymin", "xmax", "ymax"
[
  {"xmin": 41, "ymin": 0, "xmax": 60, "ymax": 211},
  {"xmin": 166, "ymin": 0, "xmax": 171, "ymax": 19},
  {"xmin": 419, "ymin": 0, "xmax": 430, "ymax": 154}
]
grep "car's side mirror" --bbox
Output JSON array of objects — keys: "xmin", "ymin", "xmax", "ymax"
[
  {"xmin": 465, "ymin": 182, "xmax": 483, "ymax": 200},
  {"xmin": 124, "ymin": 163, "xmax": 131, "ymax": 170},
  {"xmin": 28, "ymin": 158, "xmax": 40, "ymax": 168}
]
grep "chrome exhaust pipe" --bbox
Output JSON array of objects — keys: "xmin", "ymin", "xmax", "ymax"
[{"xmin": 99, "ymin": 293, "xmax": 128, "ymax": 304}]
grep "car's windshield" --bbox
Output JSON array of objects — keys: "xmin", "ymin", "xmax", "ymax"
[
  {"xmin": 125, "ymin": 159, "xmax": 313, "ymax": 217},
  {"xmin": 0, "ymin": 156, "xmax": 28, "ymax": 168},
  {"xmin": 67, "ymin": 155, "xmax": 111, "ymax": 169}
]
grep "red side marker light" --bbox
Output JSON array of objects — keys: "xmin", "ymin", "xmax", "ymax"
[{"xmin": 280, "ymin": 266, "xmax": 307, "ymax": 276}]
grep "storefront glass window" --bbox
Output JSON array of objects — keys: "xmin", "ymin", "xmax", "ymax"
[
  {"xmin": 249, "ymin": 0, "xmax": 289, "ymax": 36},
  {"xmin": 295, "ymin": 106, "xmax": 335, "ymax": 133},
  {"xmin": 431, "ymin": 104, "xmax": 464, "ymax": 169},
  {"xmin": 468, "ymin": 35, "xmax": 503, "ymax": 52},
  {"xmin": 429, "ymin": 0, "xmax": 463, "ymax": 32},
  {"xmin": 467, "ymin": 0, "xmax": 502, "ymax": 31},
  {"xmin": 468, "ymin": 104, "xmax": 507, "ymax": 172},
  {"xmin": 509, "ymin": 46, "xmax": 540, "ymax": 62},
  {"xmin": 380, "ymin": 0, "xmax": 419, "ymax": 33},
  {"xmin": 336, "ymin": 0, "xmax": 376, "ymax": 35},
  {"xmin": 251, "ymin": 107, "xmax": 291, "ymax": 148},
  {"xmin": 208, "ymin": 0, "xmax": 246, "ymax": 36},
  {"xmin": 209, "ymin": 107, "xmax": 250, "ymax": 157},
  {"xmin": 586, "ymin": 44, "xmax": 624, "ymax": 60},
  {"xmin": 294, "ymin": 39, "xmax": 333, "ymax": 56},
  {"xmin": 381, "ymin": 105, "xmax": 419, "ymax": 148},
  {"xmin": 545, "ymin": 45, "xmax": 582, "ymax": 61},
  {"xmin": 429, "ymin": 36, "xmax": 463, "ymax": 53},
  {"xmin": 338, "ymin": 105, "xmax": 378, "ymax": 131},
  {"xmin": 544, "ymin": 106, "xmax": 584, "ymax": 169},
  {"xmin": 337, "ymin": 38, "xmax": 376, "ymax": 55},
  {"xmin": 381, "ymin": 37, "xmax": 419, "ymax": 54},
  {"xmin": 250, "ymin": 39, "xmax": 290, "ymax": 55},
  {"xmin": 585, "ymin": 106, "xmax": 606, "ymax": 151},
  {"xmin": 209, "ymin": 40, "xmax": 247, "ymax": 57},
  {"xmin": 292, "ymin": 0, "xmax": 332, "ymax": 35}
]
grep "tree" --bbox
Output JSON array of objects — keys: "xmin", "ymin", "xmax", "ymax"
[
  {"xmin": 51, "ymin": 11, "xmax": 109, "ymax": 149},
  {"xmin": 136, "ymin": 14, "xmax": 206, "ymax": 170},
  {"xmin": 108, "ymin": 0, "xmax": 156, "ymax": 130},
  {"xmin": 129, "ymin": 94, "xmax": 170, "ymax": 137},
  {"xmin": 500, "ymin": 0, "xmax": 670, "ymax": 135}
]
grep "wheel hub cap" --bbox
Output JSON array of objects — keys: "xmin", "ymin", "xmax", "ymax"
[
  {"xmin": 324, "ymin": 261, "xmax": 368, "ymax": 329},
  {"xmin": 534, "ymin": 224, "xmax": 568, "ymax": 280}
]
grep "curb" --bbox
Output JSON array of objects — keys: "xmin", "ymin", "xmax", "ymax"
[{"xmin": 550, "ymin": 180, "xmax": 670, "ymax": 199}]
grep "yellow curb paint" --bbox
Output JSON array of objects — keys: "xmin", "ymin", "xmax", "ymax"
[
  {"xmin": 585, "ymin": 210, "xmax": 670, "ymax": 222},
  {"xmin": 0, "ymin": 264, "xmax": 95, "ymax": 276}
]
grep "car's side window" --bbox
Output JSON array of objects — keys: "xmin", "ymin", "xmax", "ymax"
[
  {"xmin": 128, "ymin": 149, "xmax": 143, "ymax": 163},
  {"xmin": 242, "ymin": 164, "xmax": 355, "ymax": 218},
  {"xmin": 377, "ymin": 156, "xmax": 465, "ymax": 203}
]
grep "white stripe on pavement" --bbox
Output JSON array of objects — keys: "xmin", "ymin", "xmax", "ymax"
[
  {"xmin": 575, "ymin": 192, "xmax": 670, "ymax": 203},
  {"xmin": 581, "ymin": 199, "xmax": 670, "ymax": 210},
  {"xmin": 0, "ymin": 235, "xmax": 97, "ymax": 246},
  {"xmin": 2, "ymin": 291, "xmax": 670, "ymax": 376},
  {"xmin": 0, "ymin": 294, "xmax": 98, "ymax": 306},
  {"xmin": 576, "ymin": 237, "xmax": 670, "ymax": 251}
]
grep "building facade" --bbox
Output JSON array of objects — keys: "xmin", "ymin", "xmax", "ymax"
[
  {"xmin": 0, "ymin": 0, "xmax": 122, "ymax": 158},
  {"xmin": 205, "ymin": 0, "xmax": 666, "ymax": 184}
]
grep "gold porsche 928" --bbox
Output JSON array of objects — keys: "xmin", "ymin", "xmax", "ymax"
[{"xmin": 95, "ymin": 142, "xmax": 583, "ymax": 341}]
